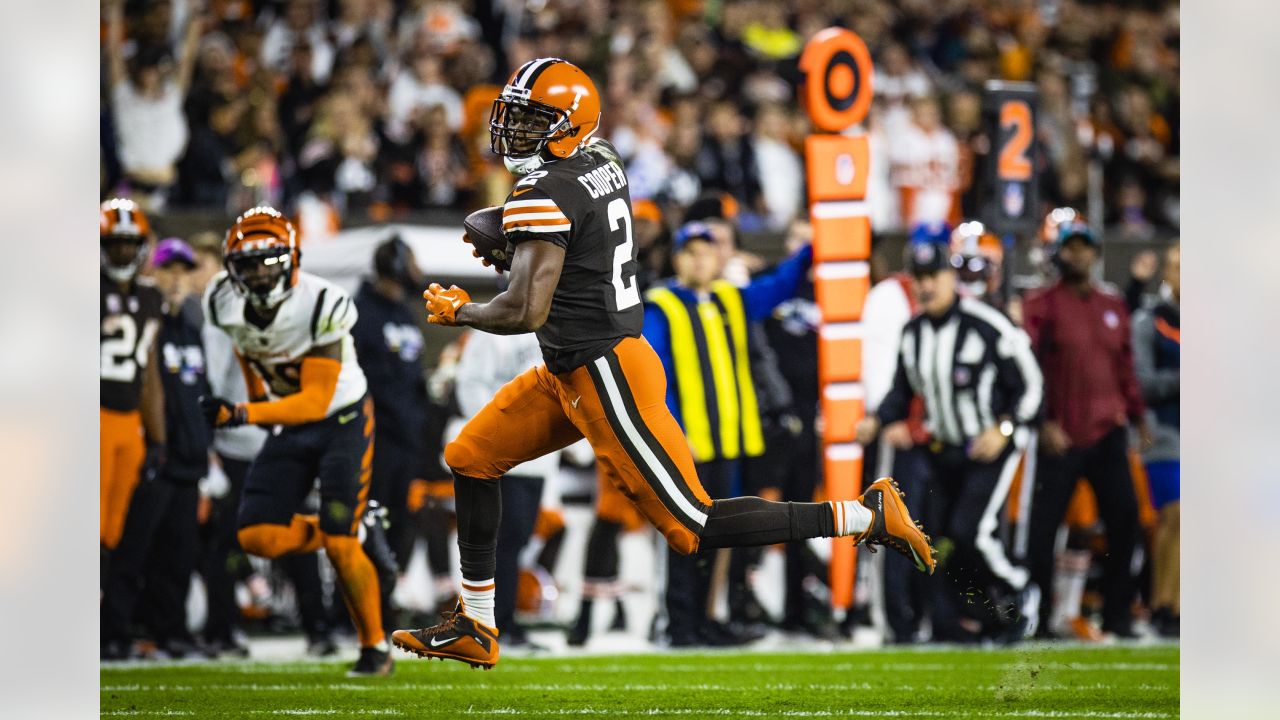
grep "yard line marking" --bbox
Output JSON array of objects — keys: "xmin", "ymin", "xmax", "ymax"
[{"xmin": 459, "ymin": 710, "xmax": 1171, "ymax": 719}]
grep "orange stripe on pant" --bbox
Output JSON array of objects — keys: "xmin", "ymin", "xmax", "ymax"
[
  {"xmin": 100, "ymin": 407, "xmax": 145, "ymax": 549},
  {"xmin": 350, "ymin": 396, "xmax": 376, "ymax": 535},
  {"xmin": 445, "ymin": 336, "xmax": 712, "ymax": 554}
]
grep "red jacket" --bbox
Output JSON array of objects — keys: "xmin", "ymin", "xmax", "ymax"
[{"xmin": 1022, "ymin": 282, "xmax": 1146, "ymax": 448}]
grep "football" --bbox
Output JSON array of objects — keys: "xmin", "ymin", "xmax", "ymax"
[{"xmin": 462, "ymin": 205, "xmax": 513, "ymax": 272}]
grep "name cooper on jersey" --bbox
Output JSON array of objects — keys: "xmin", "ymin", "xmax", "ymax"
[{"xmin": 574, "ymin": 160, "xmax": 628, "ymax": 199}]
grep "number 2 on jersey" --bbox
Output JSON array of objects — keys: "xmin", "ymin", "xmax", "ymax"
[{"xmin": 607, "ymin": 198, "xmax": 640, "ymax": 311}]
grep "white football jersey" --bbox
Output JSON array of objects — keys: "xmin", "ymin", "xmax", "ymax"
[{"xmin": 204, "ymin": 270, "xmax": 367, "ymax": 418}]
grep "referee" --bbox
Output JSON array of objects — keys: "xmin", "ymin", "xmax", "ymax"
[{"xmin": 856, "ymin": 239, "xmax": 1043, "ymax": 641}]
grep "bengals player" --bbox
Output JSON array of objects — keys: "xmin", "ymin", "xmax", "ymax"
[
  {"xmin": 100, "ymin": 198, "xmax": 165, "ymax": 569},
  {"xmin": 392, "ymin": 58, "xmax": 936, "ymax": 669},
  {"xmin": 200, "ymin": 207, "xmax": 394, "ymax": 677}
]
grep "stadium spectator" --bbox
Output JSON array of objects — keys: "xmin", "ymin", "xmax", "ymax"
[
  {"xmin": 1023, "ymin": 220, "xmax": 1152, "ymax": 639},
  {"xmin": 751, "ymin": 104, "xmax": 804, "ymax": 231},
  {"xmin": 1132, "ymin": 242, "xmax": 1179, "ymax": 637},
  {"xmin": 890, "ymin": 96, "xmax": 962, "ymax": 229},
  {"xmin": 387, "ymin": 52, "xmax": 463, "ymax": 142},
  {"xmin": 105, "ymin": 0, "xmax": 202, "ymax": 209},
  {"xmin": 260, "ymin": 0, "xmax": 335, "ymax": 84}
]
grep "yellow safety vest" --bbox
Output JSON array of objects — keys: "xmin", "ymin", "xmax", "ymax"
[{"xmin": 645, "ymin": 281, "xmax": 765, "ymax": 462}]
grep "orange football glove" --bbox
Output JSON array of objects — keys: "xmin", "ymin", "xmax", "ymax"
[
  {"xmin": 462, "ymin": 233, "xmax": 505, "ymax": 275},
  {"xmin": 423, "ymin": 282, "xmax": 471, "ymax": 325}
]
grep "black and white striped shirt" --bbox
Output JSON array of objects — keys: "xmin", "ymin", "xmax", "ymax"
[{"xmin": 878, "ymin": 298, "xmax": 1043, "ymax": 447}]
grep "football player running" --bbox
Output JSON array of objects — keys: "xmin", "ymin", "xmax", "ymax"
[
  {"xmin": 393, "ymin": 58, "xmax": 937, "ymax": 670},
  {"xmin": 100, "ymin": 199, "xmax": 166, "ymax": 587},
  {"xmin": 200, "ymin": 207, "xmax": 396, "ymax": 676}
]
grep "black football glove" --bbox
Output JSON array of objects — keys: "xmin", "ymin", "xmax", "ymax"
[
  {"xmin": 141, "ymin": 442, "xmax": 166, "ymax": 483},
  {"xmin": 200, "ymin": 395, "xmax": 247, "ymax": 428}
]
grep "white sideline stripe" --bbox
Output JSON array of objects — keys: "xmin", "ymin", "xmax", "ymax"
[
  {"xmin": 593, "ymin": 356, "xmax": 707, "ymax": 526},
  {"xmin": 824, "ymin": 382, "xmax": 865, "ymax": 401},
  {"xmin": 504, "ymin": 198, "xmax": 562, "ymax": 210},
  {"xmin": 506, "ymin": 223, "xmax": 572, "ymax": 233},
  {"xmin": 820, "ymin": 323, "xmax": 863, "ymax": 340},
  {"xmin": 811, "ymin": 201, "xmax": 869, "ymax": 219},
  {"xmin": 825, "ymin": 443, "xmax": 864, "ymax": 462},
  {"xmin": 502, "ymin": 211, "xmax": 569, "ymax": 223},
  {"xmin": 815, "ymin": 261, "xmax": 870, "ymax": 280}
]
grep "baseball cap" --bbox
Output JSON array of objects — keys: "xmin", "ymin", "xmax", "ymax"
[
  {"xmin": 908, "ymin": 241, "xmax": 956, "ymax": 276},
  {"xmin": 908, "ymin": 221, "xmax": 951, "ymax": 247},
  {"xmin": 672, "ymin": 221, "xmax": 716, "ymax": 252},
  {"xmin": 1056, "ymin": 220, "xmax": 1099, "ymax": 247},
  {"xmin": 152, "ymin": 237, "xmax": 197, "ymax": 269}
]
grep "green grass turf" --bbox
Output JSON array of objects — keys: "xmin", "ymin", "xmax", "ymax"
[{"xmin": 101, "ymin": 643, "xmax": 1178, "ymax": 719}]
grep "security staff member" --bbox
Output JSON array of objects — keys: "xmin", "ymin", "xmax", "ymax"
[
  {"xmin": 643, "ymin": 221, "xmax": 812, "ymax": 645},
  {"xmin": 857, "ymin": 239, "xmax": 1043, "ymax": 641}
]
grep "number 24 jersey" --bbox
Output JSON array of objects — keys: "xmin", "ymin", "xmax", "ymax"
[
  {"xmin": 101, "ymin": 275, "xmax": 165, "ymax": 412},
  {"xmin": 500, "ymin": 139, "xmax": 643, "ymax": 374}
]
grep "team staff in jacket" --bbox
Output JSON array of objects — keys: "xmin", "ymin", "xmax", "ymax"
[
  {"xmin": 857, "ymin": 239, "xmax": 1043, "ymax": 641},
  {"xmin": 1023, "ymin": 220, "xmax": 1151, "ymax": 638},
  {"xmin": 643, "ymin": 220, "xmax": 812, "ymax": 645},
  {"xmin": 352, "ymin": 236, "xmax": 428, "ymax": 570}
]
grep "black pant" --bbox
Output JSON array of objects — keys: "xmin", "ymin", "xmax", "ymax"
[
  {"xmin": 102, "ymin": 479, "xmax": 199, "ymax": 646},
  {"xmin": 1028, "ymin": 426, "xmax": 1138, "ymax": 632},
  {"xmin": 201, "ymin": 455, "xmax": 249, "ymax": 644},
  {"xmin": 666, "ymin": 458, "xmax": 736, "ymax": 640},
  {"xmin": 871, "ymin": 442, "xmax": 933, "ymax": 642},
  {"xmin": 370, "ymin": 433, "xmax": 418, "ymax": 566},
  {"xmin": 925, "ymin": 441, "xmax": 1027, "ymax": 633},
  {"xmin": 493, "ymin": 475, "xmax": 544, "ymax": 638}
]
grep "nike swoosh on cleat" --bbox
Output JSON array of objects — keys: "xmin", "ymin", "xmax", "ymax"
[{"xmin": 429, "ymin": 635, "xmax": 459, "ymax": 647}]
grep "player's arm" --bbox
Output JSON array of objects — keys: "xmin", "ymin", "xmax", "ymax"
[
  {"xmin": 105, "ymin": 0, "xmax": 127, "ymax": 90},
  {"xmin": 139, "ymin": 339, "xmax": 167, "ymax": 446},
  {"xmin": 205, "ymin": 342, "xmax": 342, "ymax": 427},
  {"xmin": 235, "ymin": 350, "xmax": 269, "ymax": 402},
  {"xmin": 427, "ymin": 240, "xmax": 565, "ymax": 334},
  {"xmin": 175, "ymin": 3, "xmax": 205, "ymax": 97}
]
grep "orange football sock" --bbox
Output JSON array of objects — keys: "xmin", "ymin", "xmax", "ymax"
[
  {"xmin": 323, "ymin": 533, "xmax": 385, "ymax": 648},
  {"xmin": 237, "ymin": 516, "xmax": 324, "ymax": 559}
]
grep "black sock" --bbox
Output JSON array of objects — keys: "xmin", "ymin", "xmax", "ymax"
[
  {"xmin": 700, "ymin": 497, "xmax": 834, "ymax": 549},
  {"xmin": 453, "ymin": 472, "xmax": 501, "ymax": 582}
]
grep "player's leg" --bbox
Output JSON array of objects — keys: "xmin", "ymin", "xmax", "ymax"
[
  {"xmin": 565, "ymin": 338, "xmax": 934, "ymax": 572},
  {"xmin": 101, "ymin": 408, "xmax": 146, "ymax": 551},
  {"xmin": 312, "ymin": 398, "xmax": 394, "ymax": 675},
  {"xmin": 442, "ymin": 366, "xmax": 582, "ymax": 625},
  {"xmin": 570, "ymin": 473, "xmax": 644, "ymax": 646},
  {"xmin": 393, "ymin": 366, "xmax": 582, "ymax": 668}
]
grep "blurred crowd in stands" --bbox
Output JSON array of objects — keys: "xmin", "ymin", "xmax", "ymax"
[{"xmin": 102, "ymin": 0, "xmax": 1178, "ymax": 239}]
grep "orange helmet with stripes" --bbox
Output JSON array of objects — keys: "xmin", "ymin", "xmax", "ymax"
[
  {"xmin": 951, "ymin": 220, "xmax": 1004, "ymax": 297},
  {"xmin": 490, "ymin": 58, "xmax": 601, "ymax": 174},
  {"xmin": 101, "ymin": 198, "xmax": 153, "ymax": 283},
  {"xmin": 223, "ymin": 206, "xmax": 301, "ymax": 310}
]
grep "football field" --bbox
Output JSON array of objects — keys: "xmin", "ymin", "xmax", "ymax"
[{"xmin": 101, "ymin": 643, "xmax": 1178, "ymax": 719}]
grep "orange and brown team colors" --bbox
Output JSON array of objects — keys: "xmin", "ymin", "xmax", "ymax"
[
  {"xmin": 100, "ymin": 198, "xmax": 165, "ymax": 555},
  {"xmin": 394, "ymin": 57, "xmax": 934, "ymax": 671}
]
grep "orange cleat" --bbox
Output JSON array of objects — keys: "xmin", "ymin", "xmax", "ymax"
[
  {"xmin": 855, "ymin": 477, "xmax": 937, "ymax": 575},
  {"xmin": 392, "ymin": 600, "xmax": 500, "ymax": 669}
]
